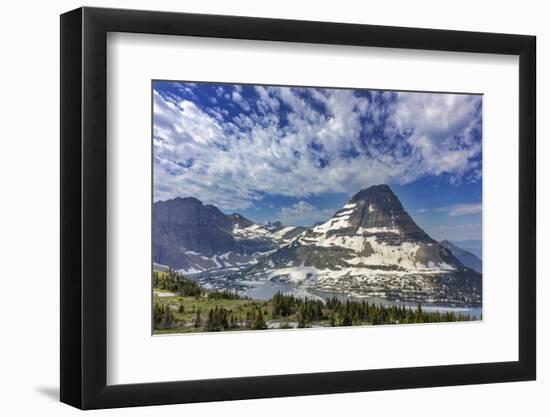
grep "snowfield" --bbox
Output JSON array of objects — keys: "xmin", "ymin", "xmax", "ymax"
[
  {"xmin": 172, "ymin": 223, "xmax": 304, "ymax": 275},
  {"xmin": 267, "ymin": 226, "xmax": 298, "ymax": 240},
  {"xmin": 233, "ymin": 223, "xmax": 301, "ymax": 243},
  {"xmin": 311, "ymin": 214, "xmax": 352, "ymax": 233},
  {"xmin": 297, "ymin": 222, "xmax": 455, "ymax": 273}
]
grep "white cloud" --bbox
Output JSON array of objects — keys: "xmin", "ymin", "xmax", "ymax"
[
  {"xmin": 437, "ymin": 203, "xmax": 482, "ymax": 217},
  {"xmin": 390, "ymin": 92, "xmax": 482, "ymax": 181},
  {"xmin": 278, "ymin": 201, "xmax": 335, "ymax": 226},
  {"xmin": 153, "ymin": 85, "xmax": 482, "ymax": 210},
  {"xmin": 416, "ymin": 208, "xmax": 428, "ymax": 213},
  {"xmin": 232, "ymin": 90, "xmax": 251, "ymax": 111},
  {"xmin": 254, "ymin": 86, "xmax": 280, "ymax": 113}
]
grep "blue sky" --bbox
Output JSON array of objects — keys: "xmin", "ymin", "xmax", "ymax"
[{"xmin": 153, "ymin": 81, "xmax": 482, "ymax": 241}]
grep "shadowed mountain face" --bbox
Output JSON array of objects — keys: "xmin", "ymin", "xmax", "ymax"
[
  {"xmin": 153, "ymin": 197, "xmax": 302, "ymax": 272},
  {"xmin": 348, "ymin": 185, "xmax": 434, "ymax": 243},
  {"xmin": 153, "ymin": 197, "xmax": 238, "ymax": 260}
]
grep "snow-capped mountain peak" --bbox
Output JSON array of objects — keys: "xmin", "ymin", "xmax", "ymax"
[{"xmin": 251, "ymin": 185, "xmax": 474, "ymax": 292}]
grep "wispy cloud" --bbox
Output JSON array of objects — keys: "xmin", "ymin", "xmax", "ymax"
[
  {"xmin": 277, "ymin": 201, "xmax": 335, "ymax": 227},
  {"xmin": 437, "ymin": 203, "xmax": 482, "ymax": 217},
  {"xmin": 153, "ymin": 82, "xmax": 482, "ymax": 210},
  {"xmin": 416, "ymin": 208, "xmax": 428, "ymax": 213}
]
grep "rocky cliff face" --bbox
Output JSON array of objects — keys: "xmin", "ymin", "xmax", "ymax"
[
  {"xmin": 153, "ymin": 197, "xmax": 302, "ymax": 272},
  {"xmin": 154, "ymin": 197, "xmax": 236, "ymax": 259},
  {"xmin": 347, "ymin": 185, "xmax": 434, "ymax": 244}
]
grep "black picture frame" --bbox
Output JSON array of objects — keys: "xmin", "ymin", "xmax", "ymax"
[{"xmin": 60, "ymin": 6, "xmax": 536, "ymax": 410}]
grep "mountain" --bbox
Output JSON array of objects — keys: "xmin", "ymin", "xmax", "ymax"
[
  {"xmin": 154, "ymin": 186, "xmax": 482, "ymax": 306},
  {"xmin": 451, "ymin": 239, "xmax": 482, "ymax": 259},
  {"xmin": 265, "ymin": 221, "xmax": 283, "ymax": 229},
  {"xmin": 153, "ymin": 197, "xmax": 303, "ymax": 273},
  {"xmin": 440, "ymin": 239, "xmax": 482, "ymax": 273},
  {"xmin": 255, "ymin": 185, "xmax": 462, "ymax": 272},
  {"xmin": 242, "ymin": 185, "xmax": 482, "ymax": 305}
]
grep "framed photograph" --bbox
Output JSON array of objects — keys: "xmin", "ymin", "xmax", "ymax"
[{"xmin": 60, "ymin": 6, "xmax": 536, "ymax": 409}]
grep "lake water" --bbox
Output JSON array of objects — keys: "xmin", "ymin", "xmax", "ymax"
[
  {"xmin": 242, "ymin": 281, "xmax": 295, "ymax": 299},
  {"xmin": 241, "ymin": 280, "xmax": 482, "ymax": 319}
]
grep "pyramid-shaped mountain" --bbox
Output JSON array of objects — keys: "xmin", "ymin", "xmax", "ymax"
[
  {"xmin": 259, "ymin": 184, "xmax": 462, "ymax": 272},
  {"xmin": 345, "ymin": 184, "xmax": 434, "ymax": 243},
  {"xmin": 245, "ymin": 185, "xmax": 481, "ymax": 305}
]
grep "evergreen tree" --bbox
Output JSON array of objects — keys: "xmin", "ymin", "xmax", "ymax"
[
  {"xmin": 329, "ymin": 312, "xmax": 336, "ymax": 327},
  {"xmin": 194, "ymin": 309, "xmax": 202, "ymax": 329},
  {"xmin": 414, "ymin": 303, "xmax": 423, "ymax": 323},
  {"xmin": 154, "ymin": 273, "xmax": 476, "ymax": 332},
  {"xmin": 251, "ymin": 307, "xmax": 267, "ymax": 330},
  {"xmin": 206, "ymin": 309, "xmax": 215, "ymax": 331},
  {"xmin": 340, "ymin": 310, "xmax": 352, "ymax": 326},
  {"xmin": 297, "ymin": 310, "xmax": 307, "ymax": 328},
  {"xmin": 161, "ymin": 304, "xmax": 175, "ymax": 328}
]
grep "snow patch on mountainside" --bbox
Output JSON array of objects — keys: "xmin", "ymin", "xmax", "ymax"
[
  {"xmin": 266, "ymin": 263, "xmax": 453, "ymax": 285},
  {"xmin": 299, "ymin": 231, "xmax": 365, "ymax": 252},
  {"xmin": 344, "ymin": 239, "xmax": 453, "ymax": 271},
  {"xmin": 312, "ymin": 214, "xmax": 352, "ymax": 233},
  {"xmin": 233, "ymin": 223, "xmax": 271, "ymax": 240},
  {"xmin": 268, "ymin": 226, "xmax": 298, "ymax": 241},
  {"xmin": 178, "ymin": 266, "xmax": 203, "ymax": 274},
  {"xmin": 363, "ymin": 227, "xmax": 399, "ymax": 234},
  {"xmin": 172, "ymin": 223, "xmax": 303, "ymax": 275},
  {"xmin": 233, "ymin": 223, "xmax": 301, "ymax": 244},
  {"xmin": 342, "ymin": 202, "xmax": 357, "ymax": 210}
]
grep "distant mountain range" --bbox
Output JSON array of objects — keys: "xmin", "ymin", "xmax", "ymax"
[
  {"xmin": 440, "ymin": 239, "xmax": 482, "ymax": 273},
  {"xmin": 449, "ymin": 239, "xmax": 482, "ymax": 259},
  {"xmin": 153, "ymin": 185, "xmax": 482, "ymax": 306}
]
